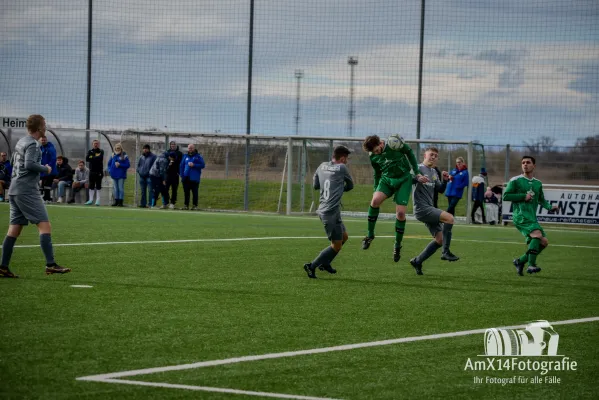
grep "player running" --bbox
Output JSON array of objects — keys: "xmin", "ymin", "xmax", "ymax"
[
  {"xmin": 409, "ymin": 147, "xmax": 459, "ymax": 275},
  {"xmin": 304, "ymin": 146, "xmax": 354, "ymax": 279},
  {"xmin": 361, "ymin": 135, "xmax": 427, "ymax": 262},
  {"xmin": 503, "ymin": 156, "xmax": 558, "ymax": 276}
]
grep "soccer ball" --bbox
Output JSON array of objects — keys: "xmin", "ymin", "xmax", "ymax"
[{"xmin": 386, "ymin": 134, "xmax": 404, "ymax": 150}]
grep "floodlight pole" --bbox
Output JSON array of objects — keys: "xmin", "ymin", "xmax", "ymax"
[
  {"xmin": 348, "ymin": 56, "xmax": 358, "ymax": 137},
  {"xmin": 244, "ymin": 0, "xmax": 255, "ymax": 211},
  {"xmin": 295, "ymin": 70, "xmax": 304, "ymax": 183},
  {"xmin": 85, "ymin": 0, "xmax": 93, "ymax": 158},
  {"xmin": 294, "ymin": 70, "xmax": 303, "ymax": 136},
  {"xmin": 416, "ymin": 0, "xmax": 426, "ymax": 157}
]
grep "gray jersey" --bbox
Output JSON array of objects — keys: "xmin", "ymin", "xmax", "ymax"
[
  {"xmin": 413, "ymin": 163, "xmax": 446, "ymax": 214},
  {"xmin": 313, "ymin": 161, "xmax": 354, "ymax": 214},
  {"xmin": 8, "ymin": 135, "xmax": 48, "ymax": 196}
]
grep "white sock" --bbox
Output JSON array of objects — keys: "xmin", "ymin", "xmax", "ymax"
[{"xmin": 91, "ymin": 189, "xmax": 96, "ymax": 200}]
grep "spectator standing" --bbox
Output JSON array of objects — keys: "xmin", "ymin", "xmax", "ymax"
[
  {"xmin": 137, "ymin": 144, "xmax": 156, "ymax": 208},
  {"xmin": 444, "ymin": 157, "xmax": 469, "ymax": 216},
  {"xmin": 85, "ymin": 139, "xmax": 104, "ymax": 206},
  {"xmin": 471, "ymin": 168, "xmax": 487, "ymax": 224},
  {"xmin": 149, "ymin": 151, "xmax": 169, "ymax": 208},
  {"xmin": 68, "ymin": 160, "xmax": 89, "ymax": 204},
  {"xmin": 39, "ymin": 136, "xmax": 57, "ymax": 202},
  {"xmin": 107, "ymin": 143, "xmax": 130, "ymax": 207},
  {"xmin": 179, "ymin": 144, "xmax": 205, "ymax": 210},
  {"xmin": 166, "ymin": 141, "xmax": 183, "ymax": 209}
]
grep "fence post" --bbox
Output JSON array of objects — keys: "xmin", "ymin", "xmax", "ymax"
[
  {"xmin": 134, "ymin": 133, "xmax": 140, "ymax": 206},
  {"xmin": 466, "ymin": 142, "xmax": 473, "ymax": 224},
  {"xmin": 225, "ymin": 148, "xmax": 229, "ymax": 179},
  {"xmin": 504, "ymin": 144, "xmax": 510, "ymax": 184},
  {"xmin": 329, "ymin": 140, "xmax": 334, "ymax": 160}
]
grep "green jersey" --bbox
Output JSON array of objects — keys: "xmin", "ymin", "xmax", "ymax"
[
  {"xmin": 503, "ymin": 174, "xmax": 553, "ymax": 226},
  {"xmin": 369, "ymin": 140, "xmax": 419, "ymax": 190}
]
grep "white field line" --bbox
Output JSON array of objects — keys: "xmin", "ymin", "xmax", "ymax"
[
  {"xmin": 3, "ymin": 201, "xmax": 599, "ymax": 234},
  {"xmin": 89, "ymin": 379, "xmax": 341, "ymax": 400},
  {"xmin": 76, "ymin": 316, "xmax": 599, "ymax": 400},
  {"xmin": 78, "ymin": 316, "xmax": 599, "ymax": 382},
  {"xmin": 14, "ymin": 235, "xmax": 599, "ymax": 249}
]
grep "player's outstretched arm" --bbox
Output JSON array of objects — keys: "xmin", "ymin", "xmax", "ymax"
[{"xmin": 402, "ymin": 144, "xmax": 420, "ymax": 176}]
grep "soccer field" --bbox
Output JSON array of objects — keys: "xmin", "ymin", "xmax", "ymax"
[{"xmin": 1, "ymin": 203, "xmax": 598, "ymax": 399}]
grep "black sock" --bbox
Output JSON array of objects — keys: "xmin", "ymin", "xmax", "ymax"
[
  {"xmin": 442, "ymin": 223, "xmax": 453, "ymax": 253},
  {"xmin": 311, "ymin": 246, "xmax": 339, "ymax": 268},
  {"xmin": 40, "ymin": 233, "xmax": 55, "ymax": 265},
  {"xmin": 415, "ymin": 240, "xmax": 442, "ymax": 264},
  {"xmin": 1, "ymin": 236, "xmax": 17, "ymax": 267}
]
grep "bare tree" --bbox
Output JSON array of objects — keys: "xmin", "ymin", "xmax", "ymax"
[{"xmin": 524, "ymin": 136, "xmax": 555, "ymax": 154}]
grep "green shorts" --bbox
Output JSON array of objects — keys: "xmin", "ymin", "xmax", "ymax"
[
  {"xmin": 375, "ymin": 175, "xmax": 412, "ymax": 206},
  {"xmin": 514, "ymin": 222, "xmax": 546, "ymax": 243}
]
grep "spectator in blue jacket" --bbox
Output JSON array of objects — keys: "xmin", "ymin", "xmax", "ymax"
[
  {"xmin": 444, "ymin": 157, "xmax": 469, "ymax": 216},
  {"xmin": 0, "ymin": 151, "xmax": 12, "ymax": 202},
  {"xmin": 471, "ymin": 168, "xmax": 487, "ymax": 224},
  {"xmin": 107, "ymin": 143, "xmax": 130, "ymax": 207},
  {"xmin": 137, "ymin": 144, "xmax": 156, "ymax": 208},
  {"xmin": 179, "ymin": 144, "xmax": 205, "ymax": 210},
  {"xmin": 39, "ymin": 136, "xmax": 57, "ymax": 202},
  {"xmin": 149, "ymin": 152, "xmax": 169, "ymax": 208}
]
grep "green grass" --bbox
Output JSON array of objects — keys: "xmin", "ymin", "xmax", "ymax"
[
  {"xmin": 1, "ymin": 203, "xmax": 598, "ymax": 399},
  {"xmin": 120, "ymin": 177, "xmax": 467, "ymax": 215}
]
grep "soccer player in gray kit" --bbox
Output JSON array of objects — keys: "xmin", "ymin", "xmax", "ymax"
[
  {"xmin": 409, "ymin": 147, "xmax": 459, "ymax": 275},
  {"xmin": 0, "ymin": 115, "xmax": 71, "ymax": 278},
  {"xmin": 304, "ymin": 145, "xmax": 354, "ymax": 279}
]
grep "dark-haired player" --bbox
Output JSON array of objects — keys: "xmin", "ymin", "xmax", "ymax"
[
  {"xmin": 503, "ymin": 156, "xmax": 558, "ymax": 275},
  {"xmin": 361, "ymin": 135, "xmax": 426, "ymax": 262},
  {"xmin": 304, "ymin": 146, "xmax": 354, "ymax": 279}
]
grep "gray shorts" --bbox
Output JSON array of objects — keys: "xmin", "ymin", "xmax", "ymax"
[
  {"xmin": 9, "ymin": 194, "xmax": 49, "ymax": 226},
  {"xmin": 319, "ymin": 210, "xmax": 346, "ymax": 241},
  {"xmin": 415, "ymin": 207, "xmax": 443, "ymax": 237}
]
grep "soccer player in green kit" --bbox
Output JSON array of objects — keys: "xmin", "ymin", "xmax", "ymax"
[
  {"xmin": 504, "ymin": 156, "xmax": 558, "ymax": 276},
  {"xmin": 362, "ymin": 135, "xmax": 428, "ymax": 262}
]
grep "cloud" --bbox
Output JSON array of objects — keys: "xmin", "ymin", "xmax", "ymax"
[
  {"xmin": 568, "ymin": 64, "xmax": 599, "ymax": 98},
  {"xmin": 1, "ymin": 1, "xmax": 598, "ymax": 145},
  {"xmin": 475, "ymin": 49, "xmax": 529, "ymax": 66},
  {"xmin": 498, "ymin": 66, "xmax": 525, "ymax": 88}
]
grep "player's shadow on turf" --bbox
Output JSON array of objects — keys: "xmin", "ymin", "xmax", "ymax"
[
  {"xmin": 326, "ymin": 277, "xmax": 563, "ymax": 297},
  {"xmin": 422, "ymin": 274, "xmax": 599, "ymax": 292}
]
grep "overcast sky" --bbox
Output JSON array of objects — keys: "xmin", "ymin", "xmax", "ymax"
[{"xmin": 0, "ymin": 0, "xmax": 597, "ymax": 145}]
